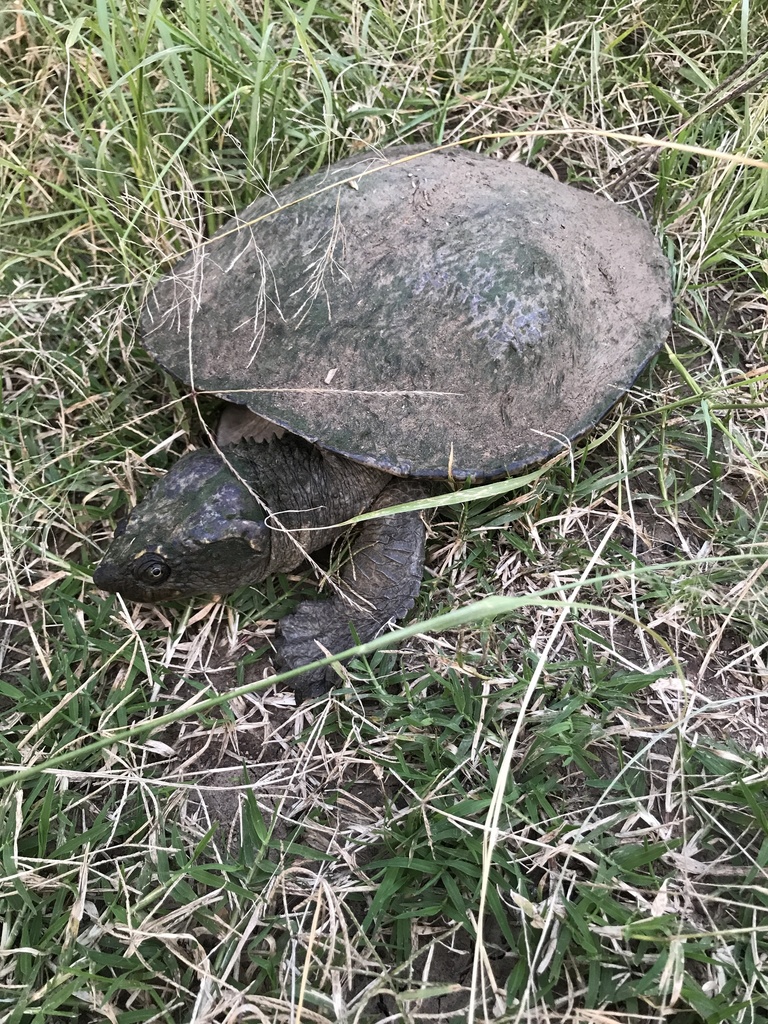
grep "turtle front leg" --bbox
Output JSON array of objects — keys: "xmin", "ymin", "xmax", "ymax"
[{"xmin": 275, "ymin": 481, "xmax": 427, "ymax": 701}]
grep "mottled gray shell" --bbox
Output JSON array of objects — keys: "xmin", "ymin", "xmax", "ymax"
[{"xmin": 141, "ymin": 146, "xmax": 672, "ymax": 479}]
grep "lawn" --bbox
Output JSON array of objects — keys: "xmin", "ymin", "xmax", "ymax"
[{"xmin": 1, "ymin": 0, "xmax": 767, "ymax": 1021}]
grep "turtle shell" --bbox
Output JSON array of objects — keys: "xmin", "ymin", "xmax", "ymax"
[{"xmin": 141, "ymin": 146, "xmax": 672, "ymax": 480}]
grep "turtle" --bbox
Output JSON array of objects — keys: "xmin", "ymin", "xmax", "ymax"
[{"xmin": 93, "ymin": 145, "xmax": 672, "ymax": 700}]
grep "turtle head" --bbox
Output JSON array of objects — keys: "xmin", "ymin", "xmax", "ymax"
[{"xmin": 93, "ymin": 449, "xmax": 271, "ymax": 602}]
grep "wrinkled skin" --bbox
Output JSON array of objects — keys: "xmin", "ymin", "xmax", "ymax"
[{"xmin": 94, "ymin": 434, "xmax": 426, "ymax": 700}]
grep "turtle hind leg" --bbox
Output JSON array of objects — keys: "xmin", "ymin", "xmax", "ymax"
[{"xmin": 274, "ymin": 480, "xmax": 427, "ymax": 701}]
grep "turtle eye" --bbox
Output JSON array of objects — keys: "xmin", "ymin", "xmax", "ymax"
[{"xmin": 133, "ymin": 553, "xmax": 171, "ymax": 586}]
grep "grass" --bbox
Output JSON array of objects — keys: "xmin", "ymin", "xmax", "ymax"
[{"xmin": 1, "ymin": 0, "xmax": 768, "ymax": 1020}]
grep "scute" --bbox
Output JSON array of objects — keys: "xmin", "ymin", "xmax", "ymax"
[{"xmin": 141, "ymin": 146, "xmax": 672, "ymax": 479}]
